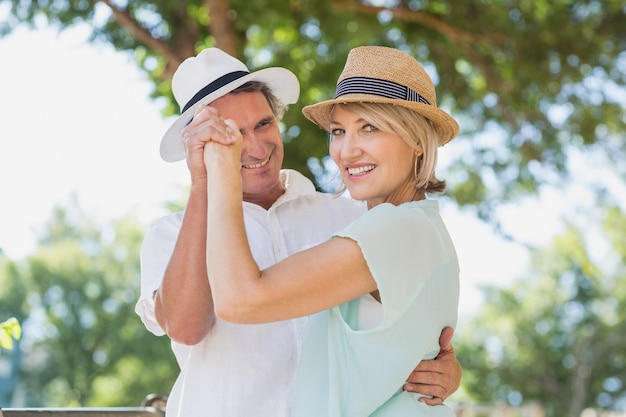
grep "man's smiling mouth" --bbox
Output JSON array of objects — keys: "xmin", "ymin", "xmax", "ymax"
[{"xmin": 242, "ymin": 158, "xmax": 270, "ymax": 169}]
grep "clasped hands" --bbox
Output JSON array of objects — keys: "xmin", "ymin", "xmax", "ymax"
[{"xmin": 180, "ymin": 104, "xmax": 243, "ymax": 177}]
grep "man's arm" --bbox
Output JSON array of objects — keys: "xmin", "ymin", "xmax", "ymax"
[
  {"xmin": 153, "ymin": 179, "xmax": 215, "ymax": 345},
  {"xmin": 403, "ymin": 326, "xmax": 462, "ymax": 405}
]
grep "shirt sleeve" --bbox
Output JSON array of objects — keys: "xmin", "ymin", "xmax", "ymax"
[
  {"xmin": 333, "ymin": 202, "xmax": 456, "ymax": 328},
  {"xmin": 134, "ymin": 213, "xmax": 182, "ymax": 336}
]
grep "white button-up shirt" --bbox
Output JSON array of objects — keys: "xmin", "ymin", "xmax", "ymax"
[{"xmin": 135, "ymin": 170, "xmax": 365, "ymax": 417}]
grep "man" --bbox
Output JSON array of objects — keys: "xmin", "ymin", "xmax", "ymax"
[{"xmin": 135, "ymin": 48, "xmax": 461, "ymax": 417}]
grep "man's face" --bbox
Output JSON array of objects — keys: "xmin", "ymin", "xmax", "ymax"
[{"xmin": 210, "ymin": 92, "xmax": 285, "ymax": 208}]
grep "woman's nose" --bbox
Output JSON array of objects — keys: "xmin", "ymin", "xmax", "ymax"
[{"xmin": 339, "ymin": 131, "xmax": 363, "ymax": 159}]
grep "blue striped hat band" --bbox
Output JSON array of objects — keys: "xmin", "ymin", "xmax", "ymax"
[{"xmin": 335, "ymin": 76, "xmax": 430, "ymax": 105}]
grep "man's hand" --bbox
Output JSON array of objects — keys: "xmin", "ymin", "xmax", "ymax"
[
  {"xmin": 181, "ymin": 105, "xmax": 239, "ymax": 182},
  {"xmin": 403, "ymin": 326, "xmax": 462, "ymax": 405}
]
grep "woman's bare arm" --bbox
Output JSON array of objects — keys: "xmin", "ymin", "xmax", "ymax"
[{"xmin": 204, "ymin": 125, "xmax": 377, "ymax": 324}]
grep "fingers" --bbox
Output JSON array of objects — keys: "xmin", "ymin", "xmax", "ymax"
[
  {"xmin": 419, "ymin": 396, "xmax": 444, "ymax": 406},
  {"xmin": 404, "ymin": 375, "xmax": 448, "ymax": 398},
  {"xmin": 438, "ymin": 326, "xmax": 454, "ymax": 351},
  {"xmin": 410, "ymin": 359, "xmax": 438, "ymax": 374},
  {"xmin": 406, "ymin": 357, "xmax": 459, "ymax": 397},
  {"xmin": 224, "ymin": 119, "xmax": 242, "ymax": 143},
  {"xmin": 403, "ymin": 381, "xmax": 445, "ymax": 405},
  {"xmin": 405, "ymin": 353, "xmax": 460, "ymax": 401},
  {"xmin": 182, "ymin": 105, "xmax": 239, "ymax": 149},
  {"xmin": 180, "ymin": 105, "xmax": 240, "ymax": 180}
]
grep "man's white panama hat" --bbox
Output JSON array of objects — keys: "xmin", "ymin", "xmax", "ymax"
[{"xmin": 160, "ymin": 47, "xmax": 300, "ymax": 162}]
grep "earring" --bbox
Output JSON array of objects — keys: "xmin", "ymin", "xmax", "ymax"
[{"xmin": 413, "ymin": 154, "xmax": 422, "ymax": 183}]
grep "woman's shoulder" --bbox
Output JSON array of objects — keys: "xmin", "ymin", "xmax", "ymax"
[{"xmin": 360, "ymin": 200, "xmax": 440, "ymax": 224}]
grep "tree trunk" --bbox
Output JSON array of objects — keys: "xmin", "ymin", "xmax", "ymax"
[{"xmin": 206, "ymin": 0, "xmax": 240, "ymax": 57}]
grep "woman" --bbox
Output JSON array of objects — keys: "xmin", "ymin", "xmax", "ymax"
[{"xmin": 204, "ymin": 46, "xmax": 460, "ymax": 416}]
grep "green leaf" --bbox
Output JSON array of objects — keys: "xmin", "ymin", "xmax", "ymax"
[{"xmin": 0, "ymin": 317, "xmax": 21, "ymax": 350}]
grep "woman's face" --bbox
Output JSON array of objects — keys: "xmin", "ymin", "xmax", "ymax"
[{"xmin": 329, "ymin": 105, "xmax": 416, "ymax": 208}]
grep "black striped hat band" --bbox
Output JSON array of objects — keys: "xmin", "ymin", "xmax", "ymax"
[
  {"xmin": 335, "ymin": 76, "xmax": 430, "ymax": 105},
  {"xmin": 181, "ymin": 70, "xmax": 249, "ymax": 113}
]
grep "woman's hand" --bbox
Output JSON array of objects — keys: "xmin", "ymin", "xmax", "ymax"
[
  {"xmin": 202, "ymin": 118, "xmax": 242, "ymax": 173},
  {"xmin": 181, "ymin": 104, "xmax": 241, "ymax": 183}
]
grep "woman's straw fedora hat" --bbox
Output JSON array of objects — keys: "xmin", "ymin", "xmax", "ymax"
[{"xmin": 302, "ymin": 46, "xmax": 459, "ymax": 146}]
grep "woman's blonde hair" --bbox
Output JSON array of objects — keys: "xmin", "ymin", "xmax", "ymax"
[{"xmin": 332, "ymin": 102, "xmax": 446, "ymax": 195}]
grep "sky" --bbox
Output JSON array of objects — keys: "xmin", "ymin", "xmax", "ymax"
[
  {"xmin": 0, "ymin": 25, "xmax": 584, "ymax": 319},
  {"xmin": 0, "ymin": 26, "xmax": 189, "ymax": 252}
]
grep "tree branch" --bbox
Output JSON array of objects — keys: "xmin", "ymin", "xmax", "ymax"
[
  {"xmin": 332, "ymin": 0, "xmax": 505, "ymax": 46},
  {"xmin": 94, "ymin": 0, "xmax": 192, "ymax": 79}
]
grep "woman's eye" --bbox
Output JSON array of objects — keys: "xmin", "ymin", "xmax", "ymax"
[
  {"xmin": 330, "ymin": 128, "xmax": 344, "ymax": 137},
  {"xmin": 363, "ymin": 124, "xmax": 378, "ymax": 132}
]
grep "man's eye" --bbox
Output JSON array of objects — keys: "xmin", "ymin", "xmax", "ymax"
[{"xmin": 256, "ymin": 118, "xmax": 275, "ymax": 130}]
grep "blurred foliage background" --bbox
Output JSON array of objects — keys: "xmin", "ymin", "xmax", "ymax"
[{"xmin": 0, "ymin": 1, "xmax": 624, "ymax": 416}]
